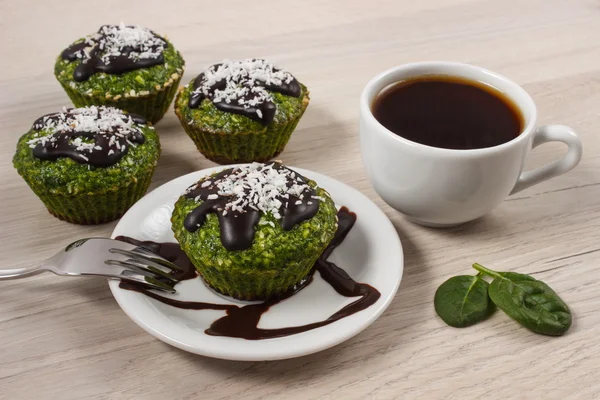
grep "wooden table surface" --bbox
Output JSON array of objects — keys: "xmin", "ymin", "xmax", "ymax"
[{"xmin": 2, "ymin": 0, "xmax": 600, "ymax": 398}]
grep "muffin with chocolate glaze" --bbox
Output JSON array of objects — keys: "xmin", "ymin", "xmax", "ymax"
[
  {"xmin": 13, "ymin": 106, "xmax": 160, "ymax": 224},
  {"xmin": 171, "ymin": 162, "xmax": 337, "ymax": 300},
  {"xmin": 174, "ymin": 59, "xmax": 310, "ymax": 164},
  {"xmin": 55, "ymin": 23, "xmax": 185, "ymax": 124}
]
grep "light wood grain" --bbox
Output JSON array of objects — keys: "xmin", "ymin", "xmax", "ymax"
[{"xmin": 1, "ymin": 0, "xmax": 600, "ymax": 398}]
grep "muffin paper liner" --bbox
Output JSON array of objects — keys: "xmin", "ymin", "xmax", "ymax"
[
  {"xmin": 175, "ymin": 99, "xmax": 308, "ymax": 165},
  {"xmin": 23, "ymin": 167, "xmax": 155, "ymax": 225},
  {"xmin": 58, "ymin": 78, "xmax": 181, "ymax": 124},
  {"xmin": 184, "ymin": 245, "xmax": 324, "ymax": 301}
]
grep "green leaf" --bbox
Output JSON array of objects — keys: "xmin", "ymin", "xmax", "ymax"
[
  {"xmin": 473, "ymin": 264, "xmax": 572, "ymax": 336},
  {"xmin": 434, "ymin": 274, "xmax": 496, "ymax": 328}
]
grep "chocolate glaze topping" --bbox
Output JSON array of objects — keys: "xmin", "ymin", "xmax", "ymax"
[
  {"xmin": 61, "ymin": 24, "xmax": 167, "ymax": 81},
  {"xmin": 27, "ymin": 106, "xmax": 146, "ymax": 167},
  {"xmin": 182, "ymin": 163, "xmax": 320, "ymax": 251},
  {"xmin": 188, "ymin": 59, "xmax": 302, "ymax": 124},
  {"xmin": 118, "ymin": 207, "xmax": 381, "ymax": 340}
]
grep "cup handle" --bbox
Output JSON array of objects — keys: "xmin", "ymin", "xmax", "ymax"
[{"xmin": 510, "ymin": 125, "xmax": 582, "ymax": 195}]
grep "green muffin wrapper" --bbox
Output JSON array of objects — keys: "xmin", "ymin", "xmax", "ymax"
[
  {"xmin": 21, "ymin": 165, "xmax": 155, "ymax": 225},
  {"xmin": 58, "ymin": 79, "xmax": 181, "ymax": 125},
  {"xmin": 179, "ymin": 111, "xmax": 304, "ymax": 164},
  {"xmin": 184, "ymin": 236, "xmax": 326, "ymax": 301}
]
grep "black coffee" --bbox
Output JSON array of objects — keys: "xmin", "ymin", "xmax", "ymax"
[{"xmin": 372, "ymin": 76, "xmax": 523, "ymax": 150}]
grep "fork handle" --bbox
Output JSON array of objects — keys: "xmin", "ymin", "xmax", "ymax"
[{"xmin": 0, "ymin": 266, "xmax": 43, "ymax": 280}]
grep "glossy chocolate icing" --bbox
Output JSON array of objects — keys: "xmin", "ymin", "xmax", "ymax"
[
  {"xmin": 30, "ymin": 108, "xmax": 146, "ymax": 167},
  {"xmin": 182, "ymin": 163, "xmax": 319, "ymax": 251},
  {"xmin": 61, "ymin": 24, "xmax": 167, "ymax": 81},
  {"xmin": 188, "ymin": 59, "xmax": 301, "ymax": 124}
]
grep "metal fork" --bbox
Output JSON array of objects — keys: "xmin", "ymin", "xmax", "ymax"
[{"xmin": 0, "ymin": 238, "xmax": 182, "ymax": 293}]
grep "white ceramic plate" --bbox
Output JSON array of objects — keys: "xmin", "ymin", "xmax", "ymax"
[{"xmin": 109, "ymin": 166, "xmax": 403, "ymax": 361}]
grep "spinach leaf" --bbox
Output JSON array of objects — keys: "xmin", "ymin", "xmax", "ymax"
[
  {"xmin": 473, "ymin": 263, "xmax": 572, "ymax": 336},
  {"xmin": 434, "ymin": 274, "xmax": 496, "ymax": 328}
]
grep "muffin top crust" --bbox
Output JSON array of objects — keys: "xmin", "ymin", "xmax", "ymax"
[
  {"xmin": 188, "ymin": 59, "xmax": 302, "ymax": 124},
  {"xmin": 26, "ymin": 106, "xmax": 147, "ymax": 167},
  {"xmin": 55, "ymin": 23, "xmax": 184, "ymax": 97},
  {"xmin": 61, "ymin": 23, "xmax": 168, "ymax": 82},
  {"xmin": 13, "ymin": 106, "xmax": 160, "ymax": 194},
  {"xmin": 182, "ymin": 162, "xmax": 325, "ymax": 250}
]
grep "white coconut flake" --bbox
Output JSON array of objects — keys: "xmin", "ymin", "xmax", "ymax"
[
  {"xmin": 69, "ymin": 23, "xmax": 166, "ymax": 64},
  {"xmin": 259, "ymin": 220, "xmax": 276, "ymax": 228},
  {"xmin": 194, "ymin": 163, "xmax": 317, "ymax": 220},
  {"xmin": 192, "ymin": 59, "xmax": 296, "ymax": 109},
  {"xmin": 27, "ymin": 106, "xmax": 145, "ymax": 161}
]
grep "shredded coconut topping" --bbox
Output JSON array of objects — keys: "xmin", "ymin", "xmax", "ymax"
[
  {"xmin": 27, "ymin": 106, "xmax": 144, "ymax": 152},
  {"xmin": 192, "ymin": 59, "xmax": 295, "ymax": 108},
  {"xmin": 189, "ymin": 163, "xmax": 320, "ymax": 219},
  {"xmin": 259, "ymin": 220, "xmax": 276, "ymax": 228},
  {"xmin": 74, "ymin": 23, "xmax": 165, "ymax": 64}
]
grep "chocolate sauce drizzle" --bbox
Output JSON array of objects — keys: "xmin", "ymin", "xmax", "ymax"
[
  {"xmin": 113, "ymin": 237, "xmax": 197, "ymax": 281},
  {"xmin": 118, "ymin": 207, "xmax": 381, "ymax": 340},
  {"xmin": 183, "ymin": 163, "xmax": 320, "ymax": 251},
  {"xmin": 29, "ymin": 108, "xmax": 146, "ymax": 167},
  {"xmin": 188, "ymin": 59, "xmax": 302, "ymax": 124},
  {"xmin": 61, "ymin": 25, "xmax": 167, "ymax": 82}
]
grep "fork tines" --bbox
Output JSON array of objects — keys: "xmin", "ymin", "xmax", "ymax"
[{"xmin": 107, "ymin": 247, "xmax": 182, "ymax": 293}]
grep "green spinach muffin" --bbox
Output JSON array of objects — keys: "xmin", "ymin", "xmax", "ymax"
[
  {"xmin": 171, "ymin": 162, "xmax": 337, "ymax": 300},
  {"xmin": 13, "ymin": 106, "xmax": 161, "ymax": 224},
  {"xmin": 55, "ymin": 23, "xmax": 185, "ymax": 124},
  {"xmin": 174, "ymin": 59, "xmax": 310, "ymax": 164}
]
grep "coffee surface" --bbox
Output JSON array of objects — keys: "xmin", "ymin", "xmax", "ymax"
[{"xmin": 372, "ymin": 76, "xmax": 523, "ymax": 150}]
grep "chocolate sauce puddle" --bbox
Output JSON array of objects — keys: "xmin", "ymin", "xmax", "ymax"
[{"xmin": 117, "ymin": 207, "xmax": 381, "ymax": 340}]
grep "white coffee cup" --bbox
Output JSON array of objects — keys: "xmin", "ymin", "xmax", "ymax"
[{"xmin": 359, "ymin": 62, "xmax": 583, "ymax": 227}]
